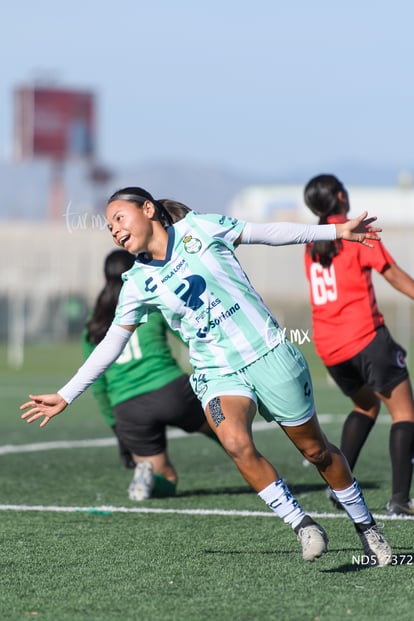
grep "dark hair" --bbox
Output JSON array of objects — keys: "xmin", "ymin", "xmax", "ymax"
[
  {"xmin": 304, "ymin": 174, "xmax": 349, "ymax": 267},
  {"xmin": 158, "ymin": 198, "xmax": 192, "ymax": 223},
  {"xmin": 86, "ymin": 250, "xmax": 135, "ymax": 345},
  {"xmin": 107, "ymin": 186, "xmax": 191, "ymax": 229}
]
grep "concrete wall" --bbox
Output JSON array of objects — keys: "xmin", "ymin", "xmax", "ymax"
[{"xmin": 1, "ymin": 222, "xmax": 413, "ymax": 344}]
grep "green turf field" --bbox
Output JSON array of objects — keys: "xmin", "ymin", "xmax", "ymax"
[{"xmin": 1, "ymin": 341, "xmax": 413, "ymax": 621}]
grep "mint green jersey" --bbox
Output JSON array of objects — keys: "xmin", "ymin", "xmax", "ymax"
[{"xmin": 114, "ymin": 212, "xmax": 282, "ymax": 377}]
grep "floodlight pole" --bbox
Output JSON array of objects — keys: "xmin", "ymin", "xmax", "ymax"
[{"xmin": 8, "ymin": 291, "xmax": 25, "ymax": 368}]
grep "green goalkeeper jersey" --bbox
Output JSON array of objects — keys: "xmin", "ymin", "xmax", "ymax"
[{"xmin": 82, "ymin": 312, "xmax": 185, "ymax": 426}]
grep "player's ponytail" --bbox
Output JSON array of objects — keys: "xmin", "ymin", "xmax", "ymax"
[
  {"xmin": 304, "ymin": 174, "xmax": 348, "ymax": 267},
  {"xmin": 86, "ymin": 250, "xmax": 135, "ymax": 345}
]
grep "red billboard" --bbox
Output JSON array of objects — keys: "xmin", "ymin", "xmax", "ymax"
[{"xmin": 14, "ymin": 86, "xmax": 95, "ymax": 161}]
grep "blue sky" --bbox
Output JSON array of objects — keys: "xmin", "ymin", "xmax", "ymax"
[{"xmin": 2, "ymin": 0, "xmax": 413, "ymax": 178}]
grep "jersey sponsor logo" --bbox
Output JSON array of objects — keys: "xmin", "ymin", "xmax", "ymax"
[
  {"xmin": 194, "ymin": 297, "xmax": 221, "ymax": 323},
  {"xmin": 183, "ymin": 235, "xmax": 202, "ymax": 254},
  {"xmin": 174, "ymin": 275, "xmax": 206, "ymax": 310},
  {"xmin": 208, "ymin": 303, "xmax": 240, "ymax": 328},
  {"xmin": 195, "ymin": 304, "xmax": 241, "ymax": 338},
  {"xmin": 161, "ymin": 259, "xmax": 186, "ymax": 282},
  {"xmin": 151, "ymin": 268, "xmax": 241, "ymax": 334}
]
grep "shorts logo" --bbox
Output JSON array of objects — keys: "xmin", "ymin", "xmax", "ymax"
[
  {"xmin": 196, "ymin": 326, "xmax": 208, "ymax": 338},
  {"xmin": 304, "ymin": 381, "xmax": 311, "ymax": 398},
  {"xmin": 183, "ymin": 235, "xmax": 202, "ymax": 254},
  {"xmin": 396, "ymin": 350, "xmax": 406, "ymax": 368}
]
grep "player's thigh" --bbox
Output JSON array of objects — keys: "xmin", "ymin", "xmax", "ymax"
[
  {"xmin": 378, "ymin": 378, "xmax": 414, "ymax": 422},
  {"xmin": 204, "ymin": 394, "xmax": 257, "ymax": 448},
  {"xmin": 351, "ymin": 384, "xmax": 380, "ymax": 417},
  {"xmin": 281, "ymin": 414, "xmax": 329, "ymax": 455}
]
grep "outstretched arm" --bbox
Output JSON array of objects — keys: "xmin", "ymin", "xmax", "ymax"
[
  {"xmin": 20, "ymin": 324, "xmax": 135, "ymax": 427},
  {"xmin": 382, "ymin": 263, "xmax": 414, "ymax": 299},
  {"xmin": 239, "ymin": 211, "xmax": 381, "ymax": 247}
]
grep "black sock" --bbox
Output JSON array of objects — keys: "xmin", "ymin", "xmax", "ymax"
[
  {"xmin": 340, "ymin": 411, "xmax": 376, "ymax": 470},
  {"xmin": 389, "ymin": 421, "xmax": 414, "ymax": 503}
]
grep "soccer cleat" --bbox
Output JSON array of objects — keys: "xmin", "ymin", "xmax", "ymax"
[
  {"xmin": 354, "ymin": 520, "xmax": 392, "ymax": 566},
  {"xmin": 128, "ymin": 461, "xmax": 154, "ymax": 501},
  {"xmin": 295, "ymin": 516, "xmax": 329, "ymax": 561},
  {"xmin": 152, "ymin": 473, "xmax": 177, "ymax": 498},
  {"xmin": 386, "ymin": 498, "xmax": 414, "ymax": 517},
  {"xmin": 325, "ymin": 487, "xmax": 344, "ymax": 511}
]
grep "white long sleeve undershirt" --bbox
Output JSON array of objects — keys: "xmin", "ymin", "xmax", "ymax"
[
  {"xmin": 241, "ymin": 221, "xmax": 336, "ymax": 245},
  {"xmin": 58, "ymin": 324, "xmax": 132, "ymax": 404}
]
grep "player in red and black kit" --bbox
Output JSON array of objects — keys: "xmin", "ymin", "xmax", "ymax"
[{"xmin": 304, "ymin": 174, "xmax": 414, "ymax": 516}]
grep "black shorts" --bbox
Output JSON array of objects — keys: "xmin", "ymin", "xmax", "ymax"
[
  {"xmin": 113, "ymin": 374, "xmax": 206, "ymax": 456},
  {"xmin": 326, "ymin": 325, "xmax": 409, "ymax": 397}
]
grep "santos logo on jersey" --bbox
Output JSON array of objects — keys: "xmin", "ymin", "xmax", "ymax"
[{"xmin": 183, "ymin": 235, "xmax": 202, "ymax": 254}]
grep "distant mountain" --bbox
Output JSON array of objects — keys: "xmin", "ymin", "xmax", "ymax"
[
  {"xmin": 0, "ymin": 157, "xmax": 411, "ymax": 220},
  {"xmin": 269, "ymin": 160, "xmax": 411, "ymax": 187},
  {"xmin": 0, "ymin": 159, "xmax": 260, "ymax": 219},
  {"xmin": 112, "ymin": 160, "xmax": 261, "ymax": 214}
]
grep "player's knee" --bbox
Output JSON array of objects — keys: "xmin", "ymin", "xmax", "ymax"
[
  {"xmin": 303, "ymin": 445, "xmax": 332, "ymax": 469},
  {"xmin": 221, "ymin": 433, "xmax": 254, "ymax": 462}
]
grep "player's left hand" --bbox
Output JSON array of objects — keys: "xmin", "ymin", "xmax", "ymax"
[{"xmin": 336, "ymin": 211, "xmax": 381, "ymax": 247}]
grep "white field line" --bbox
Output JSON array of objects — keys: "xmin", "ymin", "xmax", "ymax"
[
  {"xmin": 0, "ymin": 414, "xmax": 391, "ymax": 456},
  {"xmin": 0, "ymin": 413, "xmax": 407, "ymax": 520},
  {"xmin": 0, "ymin": 504, "xmax": 409, "ymax": 521}
]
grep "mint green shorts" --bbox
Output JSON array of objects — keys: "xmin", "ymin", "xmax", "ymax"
[{"xmin": 190, "ymin": 341, "xmax": 315, "ymax": 427}]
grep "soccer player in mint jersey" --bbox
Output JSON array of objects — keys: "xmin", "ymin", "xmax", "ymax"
[
  {"xmin": 83, "ymin": 248, "xmax": 221, "ymax": 501},
  {"xmin": 21, "ymin": 186, "xmax": 391, "ymax": 565},
  {"xmin": 304, "ymin": 173, "xmax": 414, "ymax": 517}
]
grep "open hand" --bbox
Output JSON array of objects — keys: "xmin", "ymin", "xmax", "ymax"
[
  {"xmin": 20, "ymin": 393, "xmax": 68, "ymax": 428},
  {"xmin": 336, "ymin": 211, "xmax": 381, "ymax": 247}
]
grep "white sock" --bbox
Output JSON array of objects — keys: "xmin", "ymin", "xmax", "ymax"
[
  {"xmin": 258, "ymin": 478, "xmax": 305, "ymax": 529},
  {"xmin": 331, "ymin": 479, "xmax": 372, "ymax": 524}
]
